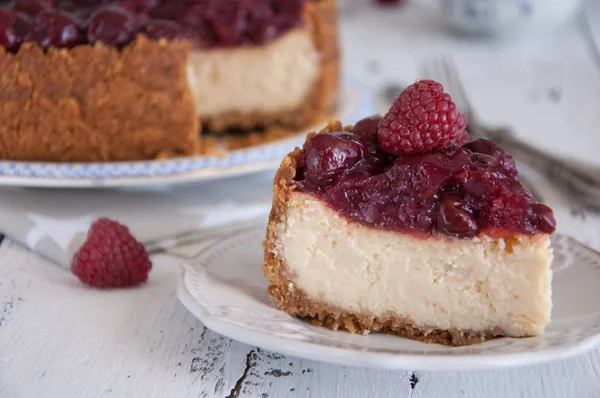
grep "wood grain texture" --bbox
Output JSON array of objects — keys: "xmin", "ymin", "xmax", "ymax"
[
  {"xmin": 0, "ymin": 242, "xmax": 248, "ymax": 398},
  {"xmin": 2, "ymin": 1, "xmax": 600, "ymax": 397}
]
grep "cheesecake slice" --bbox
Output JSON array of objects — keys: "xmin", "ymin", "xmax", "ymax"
[
  {"xmin": 263, "ymin": 80, "xmax": 556, "ymax": 346},
  {"xmin": 0, "ymin": 0, "xmax": 338, "ymax": 161}
]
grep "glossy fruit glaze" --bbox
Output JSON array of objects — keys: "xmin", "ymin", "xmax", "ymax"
[
  {"xmin": 295, "ymin": 115, "xmax": 556, "ymax": 239},
  {"xmin": 0, "ymin": 0, "xmax": 305, "ymax": 52}
]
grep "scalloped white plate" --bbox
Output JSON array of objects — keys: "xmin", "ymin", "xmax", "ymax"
[
  {"xmin": 178, "ymin": 225, "xmax": 600, "ymax": 371},
  {"xmin": 0, "ymin": 78, "xmax": 375, "ymax": 188}
]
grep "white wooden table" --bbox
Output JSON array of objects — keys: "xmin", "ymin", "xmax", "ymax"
[{"xmin": 2, "ymin": 1, "xmax": 600, "ymax": 397}]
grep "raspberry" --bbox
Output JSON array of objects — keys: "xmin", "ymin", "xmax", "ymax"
[
  {"xmin": 71, "ymin": 218, "xmax": 152, "ymax": 288},
  {"xmin": 378, "ymin": 79, "xmax": 468, "ymax": 155}
]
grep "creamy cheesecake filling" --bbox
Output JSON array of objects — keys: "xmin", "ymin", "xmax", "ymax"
[
  {"xmin": 274, "ymin": 192, "xmax": 553, "ymax": 337},
  {"xmin": 187, "ymin": 28, "xmax": 320, "ymax": 119}
]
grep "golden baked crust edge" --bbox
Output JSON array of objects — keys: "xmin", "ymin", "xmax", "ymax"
[{"xmin": 0, "ymin": 36, "xmax": 198, "ymax": 162}]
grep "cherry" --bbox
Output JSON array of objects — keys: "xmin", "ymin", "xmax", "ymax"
[
  {"xmin": 387, "ymin": 153, "xmax": 454, "ymax": 202},
  {"xmin": 29, "ymin": 9, "xmax": 81, "ymax": 49},
  {"xmin": 437, "ymin": 193, "xmax": 479, "ymax": 238},
  {"xmin": 271, "ymin": 0, "xmax": 304, "ymax": 14},
  {"xmin": 0, "ymin": 9, "xmax": 29, "ymax": 52},
  {"xmin": 201, "ymin": 1, "xmax": 250, "ymax": 46},
  {"xmin": 469, "ymin": 152, "xmax": 499, "ymax": 169},
  {"xmin": 56, "ymin": 0, "xmax": 106, "ymax": 19},
  {"xmin": 303, "ymin": 133, "xmax": 365, "ymax": 186},
  {"xmin": 532, "ymin": 203, "xmax": 556, "ymax": 234},
  {"xmin": 117, "ymin": 0, "xmax": 157, "ymax": 16},
  {"xmin": 148, "ymin": 0, "xmax": 304, "ymax": 46},
  {"xmin": 244, "ymin": 2, "xmax": 275, "ymax": 43},
  {"xmin": 53, "ymin": 1, "xmax": 91, "ymax": 20},
  {"xmin": 12, "ymin": 0, "xmax": 49, "ymax": 17},
  {"xmin": 86, "ymin": 6, "xmax": 137, "ymax": 48},
  {"xmin": 465, "ymin": 138, "xmax": 502, "ymax": 158},
  {"xmin": 59, "ymin": 0, "xmax": 111, "ymax": 6},
  {"xmin": 148, "ymin": 2, "xmax": 186, "ymax": 21},
  {"xmin": 352, "ymin": 115, "xmax": 382, "ymax": 143},
  {"xmin": 481, "ymin": 194, "xmax": 533, "ymax": 232},
  {"xmin": 348, "ymin": 143, "xmax": 388, "ymax": 177},
  {"xmin": 141, "ymin": 19, "xmax": 182, "ymax": 41},
  {"xmin": 465, "ymin": 138, "xmax": 517, "ymax": 175}
]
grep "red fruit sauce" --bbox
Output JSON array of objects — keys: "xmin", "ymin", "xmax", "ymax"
[
  {"xmin": 295, "ymin": 115, "xmax": 556, "ymax": 239},
  {"xmin": 0, "ymin": 0, "xmax": 305, "ymax": 51}
]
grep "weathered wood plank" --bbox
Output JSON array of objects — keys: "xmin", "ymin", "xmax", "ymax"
[
  {"xmin": 223, "ymin": 348, "xmax": 414, "ymax": 397},
  {"xmin": 412, "ymin": 350, "xmax": 600, "ymax": 398},
  {"xmin": 0, "ymin": 241, "xmax": 249, "ymax": 398}
]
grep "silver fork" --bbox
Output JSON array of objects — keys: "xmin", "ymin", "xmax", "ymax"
[
  {"xmin": 143, "ymin": 216, "xmax": 266, "ymax": 256},
  {"xmin": 421, "ymin": 56, "xmax": 600, "ymax": 211}
]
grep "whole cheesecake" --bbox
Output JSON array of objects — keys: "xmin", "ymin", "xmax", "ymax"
[
  {"xmin": 263, "ymin": 80, "xmax": 556, "ymax": 346},
  {"xmin": 0, "ymin": 0, "xmax": 339, "ymax": 161}
]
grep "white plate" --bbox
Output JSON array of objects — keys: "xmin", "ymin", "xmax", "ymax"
[
  {"xmin": 178, "ymin": 224, "xmax": 600, "ymax": 371},
  {"xmin": 0, "ymin": 79, "xmax": 375, "ymax": 189}
]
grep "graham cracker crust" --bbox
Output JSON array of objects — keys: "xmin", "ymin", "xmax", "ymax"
[
  {"xmin": 0, "ymin": 36, "xmax": 199, "ymax": 162},
  {"xmin": 262, "ymin": 121, "xmax": 505, "ymax": 346}
]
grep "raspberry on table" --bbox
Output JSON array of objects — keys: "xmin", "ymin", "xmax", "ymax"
[
  {"xmin": 71, "ymin": 218, "xmax": 152, "ymax": 288},
  {"xmin": 378, "ymin": 79, "xmax": 468, "ymax": 155}
]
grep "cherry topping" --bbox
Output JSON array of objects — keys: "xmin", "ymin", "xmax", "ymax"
[
  {"xmin": 55, "ymin": 0, "xmax": 101, "ymax": 20},
  {"xmin": 437, "ymin": 193, "xmax": 479, "ymax": 238},
  {"xmin": 148, "ymin": 2, "xmax": 186, "ymax": 21},
  {"xmin": 201, "ymin": 1, "xmax": 250, "ymax": 47},
  {"xmin": 86, "ymin": 6, "xmax": 137, "ymax": 48},
  {"xmin": 117, "ymin": 0, "xmax": 157, "ymax": 17},
  {"xmin": 532, "ymin": 203, "xmax": 556, "ymax": 234},
  {"xmin": 303, "ymin": 133, "xmax": 365, "ymax": 186},
  {"xmin": 0, "ymin": 0, "xmax": 307, "ymax": 51},
  {"xmin": 464, "ymin": 138, "xmax": 501, "ymax": 158},
  {"xmin": 29, "ymin": 9, "xmax": 81, "ymax": 49},
  {"xmin": 0, "ymin": 9, "xmax": 29, "ymax": 52},
  {"xmin": 272, "ymin": 0, "xmax": 304, "ymax": 15},
  {"xmin": 141, "ymin": 19, "xmax": 182, "ymax": 41},
  {"xmin": 296, "ymin": 116, "xmax": 557, "ymax": 238},
  {"xmin": 351, "ymin": 115, "xmax": 382, "ymax": 143},
  {"xmin": 12, "ymin": 0, "xmax": 49, "ymax": 17},
  {"xmin": 465, "ymin": 138, "xmax": 517, "ymax": 175},
  {"xmin": 245, "ymin": 2, "xmax": 276, "ymax": 43}
]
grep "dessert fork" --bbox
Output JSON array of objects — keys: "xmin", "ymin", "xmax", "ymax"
[
  {"xmin": 421, "ymin": 56, "xmax": 600, "ymax": 211},
  {"xmin": 143, "ymin": 216, "xmax": 266, "ymax": 256}
]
